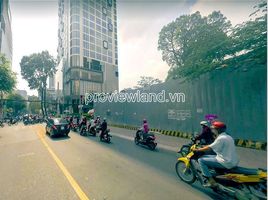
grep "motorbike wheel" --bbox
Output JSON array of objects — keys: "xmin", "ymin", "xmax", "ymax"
[
  {"xmin": 175, "ymin": 160, "xmax": 196, "ymax": 184},
  {"xmin": 107, "ymin": 136, "xmax": 111, "ymax": 143},
  {"xmin": 134, "ymin": 137, "xmax": 139, "ymax": 145},
  {"xmin": 148, "ymin": 143, "xmax": 156, "ymax": 150}
]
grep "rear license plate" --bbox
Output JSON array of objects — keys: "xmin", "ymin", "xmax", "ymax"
[{"xmin": 61, "ymin": 126, "xmax": 64, "ymax": 130}]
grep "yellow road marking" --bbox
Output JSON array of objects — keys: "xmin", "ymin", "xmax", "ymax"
[{"xmin": 37, "ymin": 126, "xmax": 90, "ymax": 200}]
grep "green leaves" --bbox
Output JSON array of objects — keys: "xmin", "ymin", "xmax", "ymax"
[
  {"xmin": 6, "ymin": 93, "xmax": 27, "ymax": 115},
  {"xmin": 20, "ymin": 50, "xmax": 56, "ymax": 90},
  {"xmin": 0, "ymin": 54, "xmax": 16, "ymax": 94},
  {"xmin": 20, "ymin": 50, "xmax": 56, "ymax": 116},
  {"xmin": 158, "ymin": 1, "xmax": 267, "ymax": 80},
  {"xmin": 135, "ymin": 76, "xmax": 163, "ymax": 89}
]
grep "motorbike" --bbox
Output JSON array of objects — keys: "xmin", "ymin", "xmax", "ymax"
[
  {"xmin": 175, "ymin": 143, "xmax": 267, "ymax": 200},
  {"xmin": 134, "ymin": 129, "xmax": 157, "ymax": 150},
  {"xmin": 99, "ymin": 129, "xmax": 112, "ymax": 143},
  {"xmin": 70, "ymin": 122, "xmax": 78, "ymax": 132},
  {"xmin": 79, "ymin": 124, "xmax": 87, "ymax": 136},
  {"xmin": 0, "ymin": 121, "xmax": 4, "ymax": 128},
  {"xmin": 88, "ymin": 125, "xmax": 98, "ymax": 136},
  {"xmin": 8, "ymin": 119, "xmax": 18, "ymax": 126}
]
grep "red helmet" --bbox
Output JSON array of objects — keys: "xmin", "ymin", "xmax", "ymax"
[{"xmin": 212, "ymin": 121, "xmax": 226, "ymax": 129}]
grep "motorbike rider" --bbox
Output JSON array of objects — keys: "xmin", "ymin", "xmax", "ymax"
[
  {"xmin": 79, "ymin": 117, "xmax": 87, "ymax": 130},
  {"xmin": 94, "ymin": 116, "xmax": 101, "ymax": 126},
  {"xmin": 194, "ymin": 121, "xmax": 239, "ymax": 188},
  {"xmin": 140, "ymin": 119, "xmax": 149, "ymax": 141},
  {"xmin": 194, "ymin": 121, "xmax": 215, "ymax": 145},
  {"xmin": 100, "ymin": 118, "xmax": 108, "ymax": 138}
]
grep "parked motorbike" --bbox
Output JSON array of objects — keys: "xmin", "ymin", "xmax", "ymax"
[
  {"xmin": 99, "ymin": 129, "xmax": 112, "ymax": 143},
  {"xmin": 0, "ymin": 120, "xmax": 4, "ymax": 128},
  {"xmin": 8, "ymin": 119, "xmax": 18, "ymax": 126},
  {"xmin": 70, "ymin": 123, "xmax": 78, "ymax": 132},
  {"xmin": 88, "ymin": 125, "xmax": 97, "ymax": 136},
  {"xmin": 80, "ymin": 124, "xmax": 87, "ymax": 136},
  {"xmin": 134, "ymin": 129, "xmax": 157, "ymax": 150},
  {"xmin": 175, "ymin": 143, "xmax": 267, "ymax": 200}
]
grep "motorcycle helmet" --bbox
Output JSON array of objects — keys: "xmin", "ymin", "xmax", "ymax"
[
  {"xmin": 211, "ymin": 121, "xmax": 226, "ymax": 133},
  {"xmin": 200, "ymin": 121, "xmax": 209, "ymax": 127},
  {"xmin": 143, "ymin": 119, "xmax": 147, "ymax": 123}
]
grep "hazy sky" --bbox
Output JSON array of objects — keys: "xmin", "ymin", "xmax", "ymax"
[{"xmin": 9, "ymin": 0, "xmax": 258, "ymax": 96}]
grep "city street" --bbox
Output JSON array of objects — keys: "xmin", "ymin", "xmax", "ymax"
[{"xmin": 0, "ymin": 123, "xmax": 266, "ymax": 200}]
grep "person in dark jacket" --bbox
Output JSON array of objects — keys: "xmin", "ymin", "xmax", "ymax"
[
  {"xmin": 100, "ymin": 118, "xmax": 108, "ymax": 138},
  {"xmin": 194, "ymin": 121, "xmax": 215, "ymax": 145}
]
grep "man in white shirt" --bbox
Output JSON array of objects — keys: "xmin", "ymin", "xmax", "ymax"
[{"xmin": 194, "ymin": 121, "xmax": 239, "ymax": 187}]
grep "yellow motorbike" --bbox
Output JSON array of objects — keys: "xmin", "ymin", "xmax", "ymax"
[{"xmin": 175, "ymin": 144, "xmax": 267, "ymax": 200}]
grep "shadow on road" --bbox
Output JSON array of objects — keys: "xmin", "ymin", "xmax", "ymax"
[{"xmin": 48, "ymin": 135, "xmax": 71, "ymax": 141}]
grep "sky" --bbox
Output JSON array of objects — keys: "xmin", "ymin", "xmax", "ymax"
[{"xmin": 9, "ymin": 0, "xmax": 258, "ymax": 96}]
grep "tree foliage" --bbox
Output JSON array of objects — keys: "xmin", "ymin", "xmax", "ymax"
[
  {"xmin": 135, "ymin": 76, "xmax": 162, "ymax": 89},
  {"xmin": 28, "ymin": 95, "xmax": 41, "ymax": 114},
  {"xmin": 0, "ymin": 54, "xmax": 16, "ymax": 94},
  {"xmin": 20, "ymin": 51, "xmax": 56, "ymax": 116},
  {"xmin": 6, "ymin": 93, "xmax": 26, "ymax": 115},
  {"xmin": 158, "ymin": 1, "xmax": 267, "ymax": 80},
  {"xmin": 227, "ymin": 0, "xmax": 267, "ymax": 68}
]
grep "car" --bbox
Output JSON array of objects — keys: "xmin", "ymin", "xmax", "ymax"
[{"xmin": 45, "ymin": 118, "xmax": 70, "ymax": 137}]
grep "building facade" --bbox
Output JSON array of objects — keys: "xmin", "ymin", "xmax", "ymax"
[
  {"xmin": 0, "ymin": 0, "xmax": 12, "ymax": 62},
  {"xmin": 57, "ymin": 0, "xmax": 119, "ymax": 113}
]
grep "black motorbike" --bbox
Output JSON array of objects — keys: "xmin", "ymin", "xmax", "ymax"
[
  {"xmin": 8, "ymin": 119, "xmax": 18, "ymax": 126},
  {"xmin": 88, "ymin": 125, "xmax": 97, "ymax": 136},
  {"xmin": 99, "ymin": 129, "xmax": 112, "ymax": 143},
  {"xmin": 79, "ymin": 124, "xmax": 87, "ymax": 136},
  {"xmin": 0, "ymin": 120, "xmax": 4, "ymax": 128},
  {"xmin": 134, "ymin": 129, "xmax": 157, "ymax": 150}
]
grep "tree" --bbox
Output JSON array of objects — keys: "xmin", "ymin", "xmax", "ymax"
[
  {"xmin": 0, "ymin": 54, "xmax": 16, "ymax": 94},
  {"xmin": 158, "ymin": 11, "xmax": 232, "ymax": 80},
  {"xmin": 135, "ymin": 76, "xmax": 162, "ymax": 89},
  {"xmin": 6, "ymin": 93, "xmax": 26, "ymax": 115},
  {"xmin": 20, "ymin": 51, "xmax": 56, "ymax": 117},
  {"xmin": 228, "ymin": 0, "xmax": 267, "ymax": 68},
  {"xmin": 28, "ymin": 95, "xmax": 41, "ymax": 114},
  {"xmin": 0, "ymin": 54, "xmax": 16, "ymax": 117}
]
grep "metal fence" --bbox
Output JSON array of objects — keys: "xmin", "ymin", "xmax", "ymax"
[{"xmin": 94, "ymin": 65, "xmax": 267, "ymax": 142}]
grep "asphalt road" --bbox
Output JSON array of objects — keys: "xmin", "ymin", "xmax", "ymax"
[{"xmin": 0, "ymin": 123, "xmax": 266, "ymax": 200}]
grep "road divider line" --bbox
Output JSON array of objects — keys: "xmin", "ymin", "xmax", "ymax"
[{"xmin": 36, "ymin": 126, "xmax": 90, "ymax": 200}]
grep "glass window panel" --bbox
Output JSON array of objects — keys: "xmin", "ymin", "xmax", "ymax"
[
  {"xmin": 96, "ymin": 24, "xmax": 101, "ymax": 32},
  {"xmin": 90, "ymin": 51, "xmax": 96, "ymax": 58},
  {"xmin": 96, "ymin": 53, "xmax": 101, "ymax": 60},
  {"xmin": 90, "ymin": 14, "xmax": 95, "ymax": 21}
]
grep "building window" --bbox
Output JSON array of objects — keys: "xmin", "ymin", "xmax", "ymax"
[
  {"xmin": 115, "ymin": 71, "xmax": 118, "ymax": 77},
  {"xmin": 71, "ymin": 23, "xmax": 80, "ymax": 31},
  {"xmin": 102, "ymin": 7, "xmax": 107, "ymax": 15},
  {"xmin": 71, "ymin": 47, "xmax": 80, "ymax": 55},
  {"xmin": 108, "ymin": 23, "xmax": 113, "ymax": 31},
  {"xmin": 103, "ymin": 40, "xmax": 108, "ymax": 49},
  {"xmin": 70, "ymin": 55, "xmax": 80, "ymax": 67},
  {"xmin": 90, "ymin": 59, "xmax": 102, "ymax": 71},
  {"xmin": 107, "ymin": 0, "xmax": 112, "ymax": 7},
  {"xmin": 83, "ymin": 57, "xmax": 90, "ymax": 68}
]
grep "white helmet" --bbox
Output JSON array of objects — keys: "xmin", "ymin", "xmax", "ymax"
[{"xmin": 200, "ymin": 121, "xmax": 209, "ymax": 127}]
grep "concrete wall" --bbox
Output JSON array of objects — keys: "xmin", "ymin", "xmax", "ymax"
[{"xmin": 95, "ymin": 65, "xmax": 267, "ymax": 142}]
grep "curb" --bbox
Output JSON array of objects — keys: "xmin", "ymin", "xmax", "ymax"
[{"xmin": 110, "ymin": 124, "xmax": 267, "ymax": 151}]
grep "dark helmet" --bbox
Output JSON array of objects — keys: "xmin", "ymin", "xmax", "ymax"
[{"xmin": 143, "ymin": 119, "xmax": 147, "ymax": 123}]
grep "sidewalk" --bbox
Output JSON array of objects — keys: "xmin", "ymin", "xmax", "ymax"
[{"xmin": 110, "ymin": 126, "xmax": 267, "ymax": 169}]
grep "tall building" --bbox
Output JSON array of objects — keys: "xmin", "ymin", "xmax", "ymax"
[
  {"xmin": 0, "ymin": 0, "xmax": 12, "ymax": 62},
  {"xmin": 57, "ymin": 0, "xmax": 119, "ymax": 113}
]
